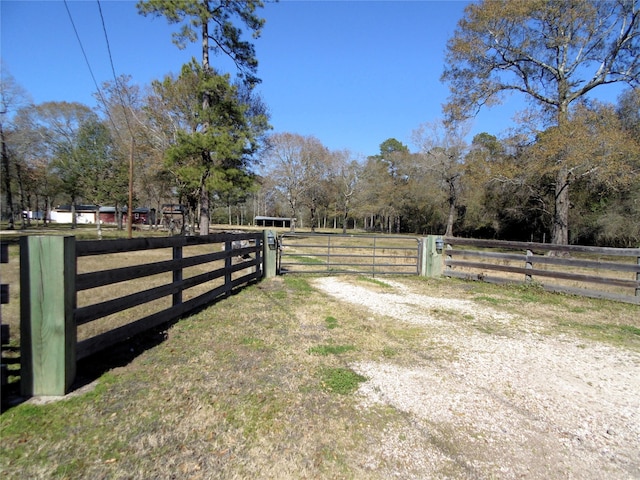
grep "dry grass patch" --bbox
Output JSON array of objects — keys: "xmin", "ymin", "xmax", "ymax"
[{"xmin": 1, "ymin": 273, "xmax": 638, "ymax": 479}]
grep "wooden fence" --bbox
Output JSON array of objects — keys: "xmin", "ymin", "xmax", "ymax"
[
  {"xmin": 1, "ymin": 242, "xmax": 19, "ymax": 391},
  {"xmin": 443, "ymin": 237, "xmax": 640, "ymax": 305},
  {"xmin": 19, "ymin": 231, "xmax": 276, "ymax": 396},
  {"xmin": 9, "ymin": 232, "xmax": 639, "ymax": 397}
]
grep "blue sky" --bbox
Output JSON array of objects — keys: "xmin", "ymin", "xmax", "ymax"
[{"xmin": 1, "ymin": 0, "xmax": 628, "ymax": 158}]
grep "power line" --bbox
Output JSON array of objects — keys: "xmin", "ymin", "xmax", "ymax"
[
  {"xmin": 96, "ymin": 0, "xmax": 134, "ymax": 137},
  {"xmin": 95, "ymin": 0, "xmax": 137, "ymax": 240},
  {"xmin": 63, "ymin": 0, "xmax": 123, "ymax": 144}
]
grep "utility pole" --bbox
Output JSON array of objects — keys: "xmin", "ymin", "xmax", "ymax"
[{"xmin": 127, "ymin": 139, "xmax": 134, "ymax": 239}]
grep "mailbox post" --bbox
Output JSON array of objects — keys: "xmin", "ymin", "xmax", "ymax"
[
  {"xmin": 263, "ymin": 230, "xmax": 278, "ymax": 278},
  {"xmin": 420, "ymin": 235, "xmax": 444, "ymax": 277}
]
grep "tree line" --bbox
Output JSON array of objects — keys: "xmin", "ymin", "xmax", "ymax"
[
  {"xmin": 261, "ymin": 89, "xmax": 639, "ymax": 248},
  {"xmin": 1, "ymin": 0, "xmax": 638, "ymax": 246}
]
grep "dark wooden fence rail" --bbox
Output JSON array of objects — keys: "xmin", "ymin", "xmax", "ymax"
[
  {"xmin": 19, "ymin": 231, "xmax": 273, "ymax": 396},
  {"xmin": 1, "ymin": 241, "xmax": 19, "ymax": 390},
  {"xmin": 74, "ymin": 232, "xmax": 264, "ymax": 360},
  {"xmin": 443, "ymin": 237, "xmax": 640, "ymax": 305}
]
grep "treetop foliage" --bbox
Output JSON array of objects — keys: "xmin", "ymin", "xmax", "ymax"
[
  {"xmin": 137, "ymin": 0, "xmax": 265, "ymax": 87},
  {"xmin": 442, "ymin": 0, "xmax": 640, "ymax": 124}
]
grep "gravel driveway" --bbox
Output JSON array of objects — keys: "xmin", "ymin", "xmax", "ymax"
[{"xmin": 313, "ymin": 277, "xmax": 640, "ymax": 479}]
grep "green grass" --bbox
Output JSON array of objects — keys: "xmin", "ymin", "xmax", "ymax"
[
  {"xmin": 382, "ymin": 346, "xmax": 398, "ymax": 358},
  {"xmin": 473, "ymin": 295, "xmax": 505, "ymax": 306},
  {"xmin": 240, "ymin": 336, "xmax": 266, "ymax": 349},
  {"xmin": 357, "ymin": 276, "xmax": 392, "ymax": 288},
  {"xmin": 324, "ymin": 316, "xmax": 339, "ymax": 329},
  {"xmin": 1, "ymin": 274, "xmax": 638, "ymax": 479},
  {"xmin": 556, "ymin": 320, "xmax": 640, "ymax": 349},
  {"xmin": 288, "ymin": 255, "xmax": 325, "ymax": 265},
  {"xmin": 319, "ymin": 367, "xmax": 367, "ymax": 395},
  {"xmin": 308, "ymin": 344, "xmax": 356, "ymax": 356},
  {"xmin": 283, "ymin": 275, "xmax": 314, "ymax": 293}
]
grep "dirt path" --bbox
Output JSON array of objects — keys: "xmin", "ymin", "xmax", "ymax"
[{"xmin": 313, "ymin": 277, "xmax": 640, "ymax": 479}]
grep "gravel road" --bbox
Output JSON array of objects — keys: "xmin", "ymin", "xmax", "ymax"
[{"xmin": 313, "ymin": 277, "xmax": 640, "ymax": 479}]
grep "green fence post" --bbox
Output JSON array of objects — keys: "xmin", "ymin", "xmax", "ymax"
[
  {"xmin": 20, "ymin": 236, "xmax": 76, "ymax": 396},
  {"xmin": 420, "ymin": 235, "xmax": 444, "ymax": 278},
  {"xmin": 263, "ymin": 230, "xmax": 277, "ymax": 278}
]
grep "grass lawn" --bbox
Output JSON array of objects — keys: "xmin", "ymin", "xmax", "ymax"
[{"xmin": 1, "ymin": 270, "xmax": 639, "ymax": 478}]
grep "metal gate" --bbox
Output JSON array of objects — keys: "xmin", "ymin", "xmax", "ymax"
[{"xmin": 278, "ymin": 233, "xmax": 420, "ymax": 275}]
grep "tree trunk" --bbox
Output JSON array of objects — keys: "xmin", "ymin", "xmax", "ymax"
[
  {"xmin": 199, "ymin": 168, "xmax": 210, "ymax": 235},
  {"xmin": 1, "ymin": 124, "xmax": 14, "ymax": 229},
  {"xmin": 289, "ymin": 198, "xmax": 297, "ymax": 232},
  {"xmin": 116, "ymin": 204, "xmax": 123, "ymax": 230},
  {"xmin": 71, "ymin": 201, "xmax": 77, "ymax": 230},
  {"xmin": 44, "ymin": 196, "xmax": 50, "ymax": 226},
  {"xmin": 445, "ymin": 199, "xmax": 456, "ymax": 237},
  {"xmin": 445, "ymin": 179, "xmax": 457, "ymax": 237},
  {"xmin": 342, "ymin": 204, "xmax": 349, "ymax": 234},
  {"xmin": 199, "ymin": 20, "xmax": 211, "ymax": 236},
  {"xmin": 15, "ymin": 161, "xmax": 27, "ymax": 229},
  {"xmin": 34, "ymin": 196, "xmax": 40, "ymax": 227},
  {"xmin": 309, "ymin": 201, "xmax": 317, "ymax": 232},
  {"xmin": 552, "ymin": 167, "xmax": 570, "ymax": 245},
  {"xmin": 95, "ymin": 206, "xmax": 102, "ymax": 239},
  {"xmin": 552, "ymin": 105, "xmax": 571, "ymax": 246}
]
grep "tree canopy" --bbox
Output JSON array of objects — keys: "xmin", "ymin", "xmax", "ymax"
[
  {"xmin": 137, "ymin": 0, "xmax": 268, "ymax": 234},
  {"xmin": 137, "ymin": 0, "xmax": 265, "ymax": 87},
  {"xmin": 442, "ymin": 0, "xmax": 640, "ymax": 244}
]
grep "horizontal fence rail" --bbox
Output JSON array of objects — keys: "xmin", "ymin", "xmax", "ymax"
[
  {"xmin": 279, "ymin": 233, "xmax": 420, "ymax": 276},
  {"xmin": 74, "ymin": 233, "xmax": 263, "ymax": 360},
  {"xmin": 1, "ymin": 241, "xmax": 20, "ymax": 393},
  {"xmin": 18, "ymin": 232, "xmax": 268, "ymax": 396},
  {"xmin": 443, "ymin": 237, "xmax": 640, "ymax": 305}
]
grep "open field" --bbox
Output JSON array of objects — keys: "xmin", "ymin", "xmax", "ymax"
[
  {"xmin": 279, "ymin": 233, "xmax": 421, "ymax": 275},
  {"xmin": 1, "ymin": 274, "xmax": 638, "ymax": 479},
  {"xmin": 0, "ymin": 231, "xmax": 258, "ymax": 348}
]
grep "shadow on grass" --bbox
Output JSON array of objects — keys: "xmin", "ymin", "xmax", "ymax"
[
  {"xmin": 1, "ymin": 280, "xmax": 259, "ymax": 413},
  {"xmin": 1, "ymin": 325, "xmax": 169, "ymax": 413}
]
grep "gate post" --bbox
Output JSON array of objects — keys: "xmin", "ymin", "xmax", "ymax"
[
  {"xmin": 263, "ymin": 230, "xmax": 277, "ymax": 278},
  {"xmin": 420, "ymin": 235, "xmax": 444, "ymax": 277},
  {"xmin": 20, "ymin": 236, "xmax": 76, "ymax": 396}
]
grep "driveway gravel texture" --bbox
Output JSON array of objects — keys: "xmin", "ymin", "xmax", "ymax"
[{"xmin": 313, "ymin": 277, "xmax": 640, "ymax": 479}]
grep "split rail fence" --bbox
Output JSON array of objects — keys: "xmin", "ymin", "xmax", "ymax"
[{"xmin": 444, "ymin": 237, "xmax": 640, "ymax": 305}]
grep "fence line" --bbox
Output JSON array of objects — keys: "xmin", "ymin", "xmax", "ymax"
[
  {"xmin": 1, "ymin": 241, "xmax": 19, "ymax": 391},
  {"xmin": 8, "ymin": 232, "xmax": 639, "ymax": 398},
  {"xmin": 19, "ymin": 231, "xmax": 276, "ymax": 396},
  {"xmin": 443, "ymin": 237, "xmax": 640, "ymax": 305},
  {"xmin": 74, "ymin": 233, "xmax": 263, "ymax": 360}
]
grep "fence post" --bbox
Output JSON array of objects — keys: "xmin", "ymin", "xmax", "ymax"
[
  {"xmin": 420, "ymin": 235, "xmax": 444, "ymax": 277},
  {"xmin": 1, "ymin": 242, "xmax": 10, "ymax": 388},
  {"xmin": 20, "ymin": 236, "xmax": 76, "ymax": 396},
  {"xmin": 225, "ymin": 240, "xmax": 233, "ymax": 294},
  {"xmin": 525, "ymin": 249, "xmax": 533, "ymax": 283},
  {"xmin": 262, "ymin": 230, "xmax": 277, "ymax": 278},
  {"xmin": 172, "ymin": 244, "xmax": 183, "ymax": 306}
]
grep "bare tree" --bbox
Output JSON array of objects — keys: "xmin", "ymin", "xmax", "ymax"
[
  {"xmin": 412, "ymin": 120, "xmax": 470, "ymax": 236},
  {"xmin": 442, "ymin": 0, "xmax": 639, "ymax": 244}
]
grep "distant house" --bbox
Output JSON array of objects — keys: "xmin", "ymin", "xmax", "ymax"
[
  {"xmin": 254, "ymin": 216, "xmax": 294, "ymax": 228},
  {"xmin": 129, "ymin": 207, "xmax": 154, "ymax": 225},
  {"xmin": 51, "ymin": 205, "xmax": 154, "ymax": 225},
  {"xmin": 98, "ymin": 206, "xmax": 119, "ymax": 224},
  {"xmin": 51, "ymin": 205, "xmax": 98, "ymax": 224}
]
